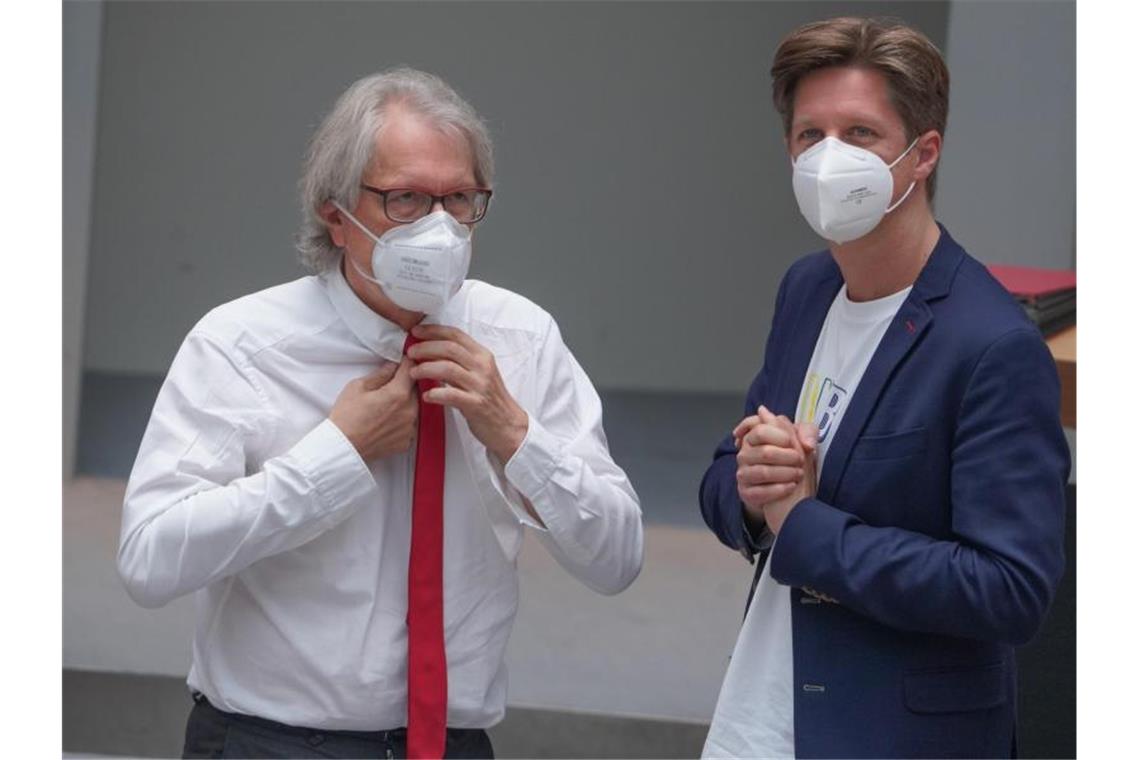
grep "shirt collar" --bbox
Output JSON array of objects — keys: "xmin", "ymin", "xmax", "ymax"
[{"xmin": 321, "ymin": 258, "xmax": 409, "ymax": 363}]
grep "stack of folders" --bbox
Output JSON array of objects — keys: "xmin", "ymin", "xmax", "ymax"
[{"xmin": 987, "ymin": 265, "xmax": 1077, "ymax": 337}]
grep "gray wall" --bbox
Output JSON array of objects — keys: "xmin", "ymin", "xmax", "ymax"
[
  {"xmin": 937, "ymin": 0, "xmax": 1075, "ymax": 270},
  {"xmin": 83, "ymin": 0, "xmax": 950, "ymax": 394},
  {"xmin": 63, "ymin": 0, "xmax": 103, "ymax": 476}
]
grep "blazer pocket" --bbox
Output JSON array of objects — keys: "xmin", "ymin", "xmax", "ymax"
[
  {"xmin": 850, "ymin": 426, "xmax": 928, "ymax": 461},
  {"xmin": 903, "ymin": 661, "xmax": 1008, "ymax": 714}
]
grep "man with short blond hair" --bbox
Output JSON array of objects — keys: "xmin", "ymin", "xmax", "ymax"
[{"xmin": 700, "ymin": 18, "xmax": 1067, "ymax": 758}]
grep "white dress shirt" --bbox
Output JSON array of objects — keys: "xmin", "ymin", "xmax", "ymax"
[{"xmin": 118, "ymin": 264, "xmax": 644, "ymax": 731}]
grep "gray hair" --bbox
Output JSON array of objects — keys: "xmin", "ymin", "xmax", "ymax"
[{"xmin": 296, "ymin": 67, "xmax": 495, "ymax": 272}]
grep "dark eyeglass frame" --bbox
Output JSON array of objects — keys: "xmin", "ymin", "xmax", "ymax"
[{"xmin": 359, "ymin": 184, "xmax": 493, "ymax": 224}]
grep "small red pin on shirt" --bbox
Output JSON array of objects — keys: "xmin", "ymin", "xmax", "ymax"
[{"xmin": 905, "ymin": 319, "xmax": 916, "ymax": 334}]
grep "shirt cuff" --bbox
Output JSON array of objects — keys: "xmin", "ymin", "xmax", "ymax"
[
  {"xmin": 286, "ymin": 418, "xmax": 377, "ymax": 515},
  {"xmin": 743, "ymin": 514, "xmax": 775, "ymax": 552},
  {"xmin": 483, "ymin": 444, "xmax": 546, "ymax": 532},
  {"xmin": 502, "ymin": 413, "xmax": 566, "ymax": 521},
  {"xmin": 736, "ymin": 513, "xmax": 772, "ymax": 563},
  {"xmin": 503, "ymin": 413, "xmax": 563, "ymax": 496}
]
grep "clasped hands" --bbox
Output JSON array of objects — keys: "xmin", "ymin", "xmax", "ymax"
[
  {"xmin": 735, "ymin": 405, "xmax": 819, "ymax": 536},
  {"xmin": 329, "ymin": 324, "xmax": 529, "ymax": 465}
]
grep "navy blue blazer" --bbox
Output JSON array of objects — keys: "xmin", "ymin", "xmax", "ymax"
[{"xmin": 700, "ymin": 225, "xmax": 1069, "ymax": 758}]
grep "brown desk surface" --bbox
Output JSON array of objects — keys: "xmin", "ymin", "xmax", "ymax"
[{"xmin": 1046, "ymin": 325, "xmax": 1075, "ymax": 428}]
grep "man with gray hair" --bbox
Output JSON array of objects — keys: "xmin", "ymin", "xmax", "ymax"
[{"xmin": 118, "ymin": 68, "xmax": 643, "ymax": 759}]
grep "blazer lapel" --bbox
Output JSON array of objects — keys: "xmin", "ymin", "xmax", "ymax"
[
  {"xmin": 815, "ymin": 298, "xmax": 931, "ymax": 503},
  {"xmin": 815, "ymin": 225, "xmax": 966, "ymax": 503}
]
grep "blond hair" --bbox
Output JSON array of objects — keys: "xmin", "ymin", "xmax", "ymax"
[{"xmin": 771, "ymin": 17, "xmax": 950, "ymax": 199}]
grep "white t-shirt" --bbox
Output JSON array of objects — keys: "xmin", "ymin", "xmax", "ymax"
[{"xmin": 702, "ymin": 283, "xmax": 911, "ymax": 758}]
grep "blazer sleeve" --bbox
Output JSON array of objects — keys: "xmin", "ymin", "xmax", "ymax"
[
  {"xmin": 699, "ymin": 272, "xmax": 790, "ymax": 557},
  {"xmin": 769, "ymin": 327, "xmax": 1069, "ymax": 645}
]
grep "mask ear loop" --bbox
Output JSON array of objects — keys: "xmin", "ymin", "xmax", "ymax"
[
  {"xmin": 885, "ymin": 136, "xmax": 922, "ymax": 213},
  {"xmin": 330, "ymin": 200, "xmax": 387, "ymax": 286},
  {"xmin": 886, "ymin": 136, "xmax": 921, "ymax": 169},
  {"xmin": 330, "ymin": 200, "xmax": 383, "ymax": 245}
]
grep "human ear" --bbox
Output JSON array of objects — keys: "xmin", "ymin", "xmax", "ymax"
[
  {"xmin": 318, "ymin": 201, "xmax": 348, "ymax": 248},
  {"xmin": 912, "ymin": 130, "xmax": 942, "ymax": 182}
]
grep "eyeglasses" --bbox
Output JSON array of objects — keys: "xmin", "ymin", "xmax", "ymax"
[{"xmin": 359, "ymin": 184, "xmax": 493, "ymax": 224}]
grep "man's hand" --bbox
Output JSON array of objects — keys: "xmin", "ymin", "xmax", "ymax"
[
  {"xmin": 736, "ymin": 406, "xmax": 817, "ymax": 532},
  {"xmin": 329, "ymin": 359, "xmax": 419, "ymax": 462},
  {"xmin": 406, "ymin": 324, "xmax": 529, "ymax": 463},
  {"xmin": 760, "ymin": 414, "xmax": 818, "ymax": 536}
]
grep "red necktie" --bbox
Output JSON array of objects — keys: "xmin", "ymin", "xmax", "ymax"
[{"xmin": 404, "ymin": 334, "xmax": 447, "ymax": 759}]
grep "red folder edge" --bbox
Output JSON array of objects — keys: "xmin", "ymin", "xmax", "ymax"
[{"xmin": 987, "ymin": 265, "xmax": 1076, "ymax": 299}]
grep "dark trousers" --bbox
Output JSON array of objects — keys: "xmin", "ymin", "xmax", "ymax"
[{"xmin": 183, "ymin": 692, "xmax": 494, "ymax": 759}]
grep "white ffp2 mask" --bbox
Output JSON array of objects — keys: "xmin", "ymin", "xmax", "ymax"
[
  {"xmin": 333, "ymin": 204, "xmax": 472, "ymax": 315},
  {"xmin": 791, "ymin": 136, "xmax": 919, "ymax": 244}
]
